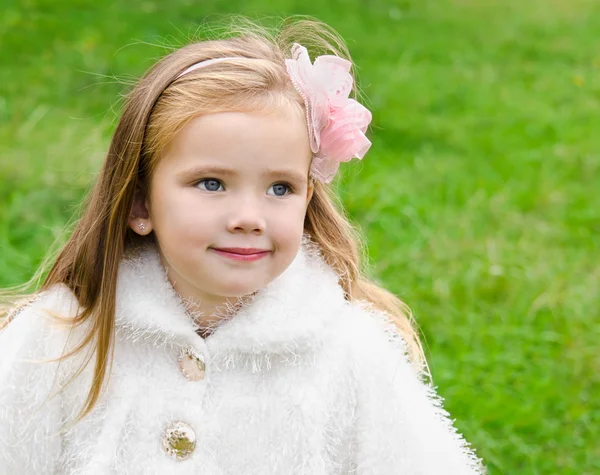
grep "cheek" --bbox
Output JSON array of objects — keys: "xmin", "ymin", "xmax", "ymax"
[
  {"xmin": 269, "ymin": 201, "xmax": 307, "ymax": 246},
  {"xmin": 150, "ymin": 188, "xmax": 215, "ymax": 240}
]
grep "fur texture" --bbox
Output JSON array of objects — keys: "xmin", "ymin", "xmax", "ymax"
[{"xmin": 0, "ymin": 235, "xmax": 486, "ymax": 474}]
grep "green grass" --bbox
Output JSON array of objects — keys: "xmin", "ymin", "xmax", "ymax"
[{"xmin": 1, "ymin": 0, "xmax": 598, "ymax": 473}]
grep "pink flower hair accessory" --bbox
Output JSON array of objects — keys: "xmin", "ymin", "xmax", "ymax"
[{"xmin": 285, "ymin": 43, "xmax": 373, "ymax": 183}]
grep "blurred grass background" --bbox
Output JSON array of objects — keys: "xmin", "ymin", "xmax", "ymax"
[{"xmin": 1, "ymin": 0, "xmax": 598, "ymax": 473}]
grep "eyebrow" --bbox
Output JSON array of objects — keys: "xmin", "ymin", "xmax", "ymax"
[{"xmin": 179, "ymin": 165, "xmax": 307, "ymax": 183}]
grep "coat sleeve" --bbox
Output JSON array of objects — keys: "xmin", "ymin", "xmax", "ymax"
[
  {"xmin": 349, "ymin": 302, "xmax": 487, "ymax": 475},
  {"xmin": 0, "ymin": 289, "xmax": 76, "ymax": 474}
]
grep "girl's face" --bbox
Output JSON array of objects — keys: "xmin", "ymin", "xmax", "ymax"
[{"xmin": 130, "ymin": 106, "xmax": 314, "ymax": 308}]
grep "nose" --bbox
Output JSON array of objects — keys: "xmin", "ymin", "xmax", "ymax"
[{"xmin": 226, "ymin": 195, "xmax": 266, "ymax": 234}]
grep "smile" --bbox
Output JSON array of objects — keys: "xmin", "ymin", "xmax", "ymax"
[{"xmin": 210, "ymin": 248, "xmax": 271, "ymax": 262}]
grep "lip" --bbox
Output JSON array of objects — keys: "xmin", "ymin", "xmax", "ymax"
[
  {"xmin": 214, "ymin": 247, "xmax": 270, "ymax": 255},
  {"xmin": 210, "ymin": 247, "xmax": 271, "ymax": 262}
]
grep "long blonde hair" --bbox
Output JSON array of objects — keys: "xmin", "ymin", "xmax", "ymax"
[{"xmin": 0, "ymin": 16, "xmax": 427, "ymax": 424}]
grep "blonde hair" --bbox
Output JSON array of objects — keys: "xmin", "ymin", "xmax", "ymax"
[{"xmin": 0, "ymin": 16, "xmax": 427, "ymax": 424}]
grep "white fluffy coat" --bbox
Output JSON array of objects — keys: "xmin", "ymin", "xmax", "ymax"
[{"xmin": 0, "ymin": 236, "xmax": 486, "ymax": 474}]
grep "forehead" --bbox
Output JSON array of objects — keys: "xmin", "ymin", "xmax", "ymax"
[{"xmin": 158, "ymin": 106, "xmax": 312, "ymax": 180}]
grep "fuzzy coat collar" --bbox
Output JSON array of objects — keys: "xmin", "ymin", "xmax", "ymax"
[{"xmin": 113, "ymin": 234, "xmax": 347, "ymax": 357}]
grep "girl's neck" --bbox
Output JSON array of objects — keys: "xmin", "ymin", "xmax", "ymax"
[{"xmin": 182, "ymin": 293, "xmax": 256, "ymax": 335}]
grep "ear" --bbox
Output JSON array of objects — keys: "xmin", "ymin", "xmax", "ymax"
[
  {"xmin": 305, "ymin": 179, "xmax": 315, "ymax": 207},
  {"xmin": 128, "ymin": 182, "xmax": 153, "ymax": 236}
]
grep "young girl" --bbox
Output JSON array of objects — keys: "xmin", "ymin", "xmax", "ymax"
[{"xmin": 0, "ymin": 17, "xmax": 486, "ymax": 474}]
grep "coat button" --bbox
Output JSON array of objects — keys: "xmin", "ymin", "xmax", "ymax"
[
  {"xmin": 178, "ymin": 346, "xmax": 206, "ymax": 381},
  {"xmin": 162, "ymin": 421, "xmax": 196, "ymax": 461}
]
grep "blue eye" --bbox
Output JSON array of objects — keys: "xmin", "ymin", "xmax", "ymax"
[
  {"xmin": 268, "ymin": 183, "xmax": 293, "ymax": 197},
  {"xmin": 195, "ymin": 178, "xmax": 223, "ymax": 192}
]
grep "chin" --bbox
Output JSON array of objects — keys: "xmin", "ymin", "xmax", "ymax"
[{"xmin": 215, "ymin": 280, "xmax": 265, "ymax": 298}]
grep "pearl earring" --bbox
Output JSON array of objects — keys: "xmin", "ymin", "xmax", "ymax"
[{"xmin": 138, "ymin": 222, "xmax": 146, "ymax": 231}]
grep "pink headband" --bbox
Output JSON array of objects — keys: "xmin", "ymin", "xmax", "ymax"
[{"xmin": 175, "ymin": 43, "xmax": 372, "ymax": 184}]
